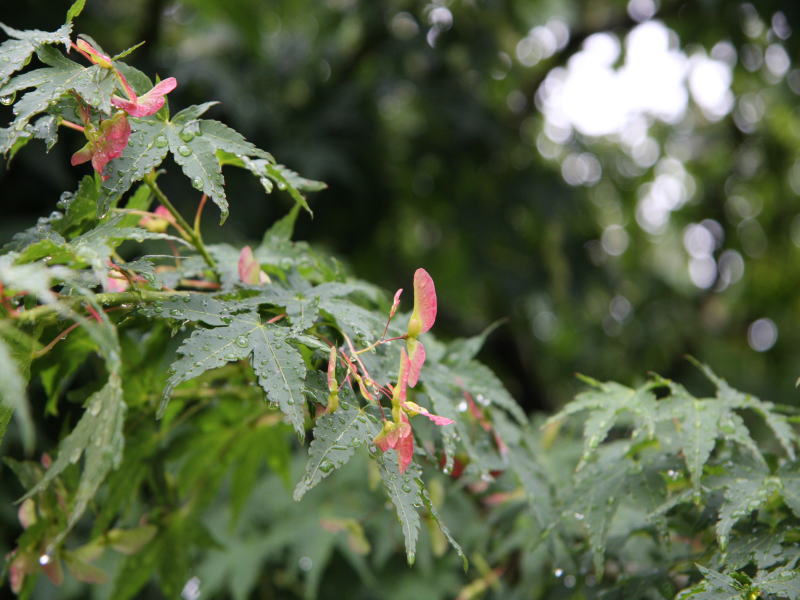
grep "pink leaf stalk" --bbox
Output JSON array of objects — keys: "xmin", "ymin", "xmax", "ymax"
[
  {"xmin": 71, "ymin": 112, "xmax": 131, "ymax": 179},
  {"xmin": 238, "ymin": 246, "xmax": 269, "ymax": 285},
  {"xmin": 407, "ymin": 268, "xmax": 437, "ymax": 338},
  {"xmin": 111, "ymin": 77, "xmax": 177, "ymax": 117}
]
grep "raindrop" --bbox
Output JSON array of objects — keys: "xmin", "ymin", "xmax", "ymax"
[
  {"xmin": 554, "ymin": 567, "xmax": 564, "ymax": 577},
  {"xmin": 442, "ymin": 465, "xmax": 452, "ymax": 475},
  {"xmin": 298, "ymin": 556, "xmax": 313, "ymax": 571},
  {"xmin": 667, "ymin": 469, "xmax": 680, "ymax": 480},
  {"xmin": 177, "ymin": 144, "xmax": 192, "ymax": 156},
  {"xmin": 179, "ymin": 128, "xmax": 194, "ymax": 142},
  {"xmin": 235, "ymin": 335, "xmax": 249, "ymax": 348},
  {"xmin": 88, "ymin": 402, "xmax": 101, "ymax": 416},
  {"xmin": 38, "ymin": 553, "xmax": 51, "ymax": 566},
  {"xmin": 0, "ymin": 93, "xmax": 15, "ymax": 106},
  {"xmin": 457, "ymin": 400, "xmax": 468, "ymax": 412},
  {"xmin": 191, "ymin": 178, "xmax": 203, "ymax": 190},
  {"xmin": 319, "ymin": 460, "xmax": 335, "ymax": 473},
  {"xmin": 70, "ymin": 449, "xmax": 82, "ymax": 463},
  {"xmin": 574, "ymin": 512, "xmax": 585, "ymax": 520},
  {"xmin": 476, "ymin": 394, "xmax": 490, "ymax": 406},
  {"xmin": 401, "ymin": 483, "xmax": 412, "ymax": 493},
  {"xmin": 182, "ymin": 296, "xmax": 192, "ymax": 303},
  {"xmin": 154, "ymin": 135, "xmax": 168, "ymax": 148},
  {"xmin": 169, "ymin": 308, "xmax": 182, "ymax": 317},
  {"xmin": 277, "ymin": 182, "xmax": 287, "ymax": 190}
]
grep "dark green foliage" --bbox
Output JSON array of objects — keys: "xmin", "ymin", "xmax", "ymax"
[{"xmin": 1, "ymin": 5, "xmax": 800, "ymax": 600}]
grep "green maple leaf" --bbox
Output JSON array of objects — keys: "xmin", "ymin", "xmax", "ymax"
[
  {"xmin": 162, "ymin": 310, "xmax": 307, "ymax": 436},
  {"xmin": 0, "ymin": 46, "xmax": 116, "ymax": 154},
  {"xmin": 103, "ymin": 103, "xmax": 276, "ymax": 224},
  {"xmin": 293, "ymin": 392, "xmax": 380, "ymax": 500},
  {"xmin": 0, "ymin": 22, "xmax": 72, "ymax": 87}
]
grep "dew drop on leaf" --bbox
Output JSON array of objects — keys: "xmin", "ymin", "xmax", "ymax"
[
  {"xmin": 401, "ymin": 483, "xmax": 412, "ymax": 493},
  {"xmin": 191, "ymin": 178, "xmax": 203, "ymax": 190},
  {"xmin": 177, "ymin": 144, "xmax": 192, "ymax": 156},
  {"xmin": 154, "ymin": 135, "xmax": 168, "ymax": 148},
  {"xmin": 179, "ymin": 128, "xmax": 194, "ymax": 142},
  {"xmin": 88, "ymin": 402, "xmax": 101, "ymax": 416},
  {"xmin": 169, "ymin": 308, "xmax": 182, "ymax": 317},
  {"xmin": 554, "ymin": 568, "xmax": 564, "ymax": 578},
  {"xmin": 70, "ymin": 449, "xmax": 82, "ymax": 463},
  {"xmin": 319, "ymin": 460, "xmax": 334, "ymax": 473},
  {"xmin": 0, "ymin": 94, "xmax": 15, "ymax": 106},
  {"xmin": 235, "ymin": 335, "xmax": 249, "ymax": 348}
]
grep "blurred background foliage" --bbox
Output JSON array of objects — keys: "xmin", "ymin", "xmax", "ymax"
[{"xmin": 2, "ymin": 0, "xmax": 800, "ymax": 415}]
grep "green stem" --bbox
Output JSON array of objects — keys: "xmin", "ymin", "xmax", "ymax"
[
  {"xmin": 13, "ymin": 290, "xmax": 189, "ymax": 326},
  {"xmin": 144, "ymin": 173, "xmax": 217, "ymax": 271}
]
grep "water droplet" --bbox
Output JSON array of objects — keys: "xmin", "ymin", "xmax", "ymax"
[
  {"xmin": 154, "ymin": 135, "xmax": 168, "ymax": 148},
  {"xmin": 152, "ymin": 305, "xmax": 163, "ymax": 313},
  {"xmin": 442, "ymin": 465, "xmax": 452, "ymax": 475},
  {"xmin": 553, "ymin": 568, "xmax": 564, "ymax": 577},
  {"xmin": 350, "ymin": 438, "xmax": 361, "ymax": 447},
  {"xmin": 0, "ymin": 94, "xmax": 15, "ymax": 106},
  {"xmin": 182, "ymin": 296, "xmax": 192, "ymax": 303},
  {"xmin": 573, "ymin": 512, "xmax": 584, "ymax": 521},
  {"xmin": 88, "ymin": 402, "xmax": 101, "ymax": 416},
  {"xmin": 481, "ymin": 472, "xmax": 493, "ymax": 482},
  {"xmin": 407, "ymin": 552, "xmax": 415, "ymax": 565},
  {"xmin": 476, "ymin": 393, "xmax": 490, "ymax": 406},
  {"xmin": 564, "ymin": 574, "xmax": 576, "ymax": 588},
  {"xmin": 277, "ymin": 182, "xmax": 286, "ymax": 190},
  {"xmin": 191, "ymin": 177, "xmax": 203, "ymax": 190},
  {"xmin": 298, "ymin": 556, "xmax": 313, "ymax": 571},
  {"xmin": 667, "ymin": 469, "xmax": 680, "ymax": 480},
  {"xmin": 179, "ymin": 128, "xmax": 194, "ymax": 142},
  {"xmin": 169, "ymin": 308, "xmax": 182, "ymax": 317},
  {"xmin": 457, "ymin": 400, "xmax": 468, "ymax": 412},
  {"xmin": 70, "ymin": 449, "xmax": 82, "ymax": 463},
  {"xmin": 235, "ymin": 335, "xmax": 249, "ymax": 348},
  {"xmin": 177, "ymin": 144, "xmax": 192, "ymax": 156},
  {"xmin": 38, "ymin": 553, "xmax": 51, "ymax": 566},
  {"xmin": 319, "ymin": 460, "xmax": 334, "ymax": 473},
  {"xmin": 401, "ymin": 483, "xmax": 412, "ymax": 493}
]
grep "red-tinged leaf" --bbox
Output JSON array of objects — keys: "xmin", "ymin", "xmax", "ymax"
[
  {"xmin": 64, "ymin": 554, "xmax": 108, "ymax": 584},
  {"xmin": 238, "ymin": 245, "xmax": 268, "ymax": 285},
  {"xmin": 17, "ymin": 498, "xmax": 36, "ymax": 529},
  {"xmin": 407, "ymin": 268, "xmax": 437, "ymax": 337},
  {"xmin": 9, "ymin": 553, "xmax": 31, "ymax": 593},
  {"xmin": 70, "ymin": 143, "xmax": 92, "ymax": 166},
  {"xmin": 75, "ymin": 39, "xmax": 113, "ymax": 68},
  {"xmin": 72, "ymin": 112, "xmax": 132, "ymax": 179},
  {"xmin": 106, "ymin": 270, "xmax": 129, "ymax": 292},
  {"xmin": 107, "ymin": 525, "xmax": 157, "ymax": 554},
  {"xmin": 139, "ymin": 205, "xmax": 174, "ymax": 233},
  {"xmin": 403, "ymin": 400, "xmax": 455, "ymax": 426},
  {"xmin": 397, "ymin": 416, "xmax": 414, "ymax": 473},
  {"xmin": 406, "ymin": 338, "xmax": 426, "ymax": 388},
  {"xmin": 389, "ymin": 288, "xmax": 403, "ymax": 319},
  {"xmin": 111, "ymin": 77, "xmax": 177, "ymax": 117},
  {"xmin": 327, "ymin": 346, "xmax": 338, "ymax": 393},
  {"xmin": 41, "ymin": 555, "xmax": 64, "ymax": 586}
]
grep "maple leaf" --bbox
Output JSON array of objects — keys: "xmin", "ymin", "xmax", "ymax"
[
  {"xmin": 70, "ymin": 111, "xmax": 131, "ymax": 179},
  {"xmin": 111, "ymin": 77, "xmax": 177, "ymax": 117},
  {"xmin": 238, "ymin": 245, "xmax": 270, "ymax": 285},
  {"xmin": 74, "ymin": 38, "xmax": 112, "ymax": 69}
]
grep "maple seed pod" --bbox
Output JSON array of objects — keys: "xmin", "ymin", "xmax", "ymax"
[{"xmin": 406, "ymin": 268, "xmax": 437, "ymax": 339}]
